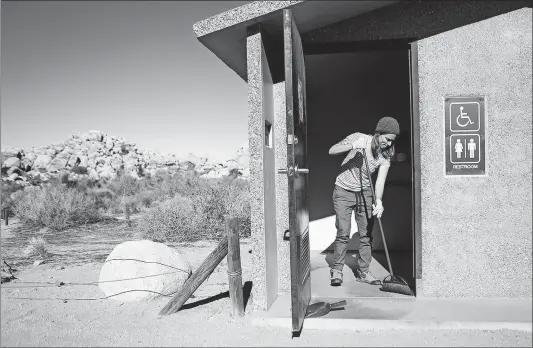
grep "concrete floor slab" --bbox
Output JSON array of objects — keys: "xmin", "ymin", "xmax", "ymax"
[
  {"xmin": 250, "ymin": 294, "xmax": 532, "ymax": 332},
  {"xmin": 310, "ymin": 250, "xmax": 412, "ymax": 298},
  {"xmin": 254, "ymin": 246, "xmax": 532, "ymax": 332},
  {"xmin": 253, "ymin": 250, "xmax": 531, "ymax": 332}
]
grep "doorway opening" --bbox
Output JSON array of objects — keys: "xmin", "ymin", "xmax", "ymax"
[{"xmin": 305, "ymin": 45, "xmax": 416, "ymax": 298}]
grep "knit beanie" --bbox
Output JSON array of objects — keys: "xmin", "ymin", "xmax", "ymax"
[{"xmin": 375, "ymin": 117, "xmax": 400, "ymax": 135}]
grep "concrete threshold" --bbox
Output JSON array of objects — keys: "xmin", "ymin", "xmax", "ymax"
[{"xmin": 249, "ymin": 295, "xmax": 532, "ymax": 332}]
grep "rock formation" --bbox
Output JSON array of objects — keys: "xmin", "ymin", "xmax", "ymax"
[{"xmin": 1, "ymin": 130, "xmax": 249, "ymax": 186}]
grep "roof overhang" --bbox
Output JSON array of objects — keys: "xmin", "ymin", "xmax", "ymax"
[{"xmin": 192, "ymin": 1, "xmax": 399, "ymax": 82}]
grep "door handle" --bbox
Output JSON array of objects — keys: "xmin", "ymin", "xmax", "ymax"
[
  {"xmin": 296, "ymin": 167, "xmax": 309, "ymax": 175},
  {"xmin": 277, "ymin": 165, "xmax": 309, "ymax": 178}
]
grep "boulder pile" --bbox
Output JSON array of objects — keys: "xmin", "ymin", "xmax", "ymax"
[{"xmin": 1, "ymin": 130, "xmax": 249, "ymax": 186}]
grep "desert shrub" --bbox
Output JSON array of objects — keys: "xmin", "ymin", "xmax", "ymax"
[
  {"xmin": 1, "ymin": 181, "xmax": 24, "ymax": 214},
  {"xmin": 101, "ymin": 173, "xmax": 143, "ymax": 217},
  {"xmin": 23, "ymin": 236, "xmax": 49, "ymax": 258},
  {"xmin": 71, "ymin": 166, "xmax": 88, "ymax": 175},
  {"xmin": 107, "ymin": 173, "xmax": 140, "ymax": 197},
  {"xmin": 138, "ymin": 195, "xmax": 202, "ymax": 242},
  {"xmin": 60, "ymin": 173, "xmax": 69, "ymax": 183},
  {"xmin": 1, "ymin": 182, "xmax": 13, "ymax": 210},
  {"xmin": 86, "ymin": 187, "xmax": 116, "ymax": 213},
  {"xmin": 196, "ymin": 178, "xmax": 251, "ymax": 239},
  {"xmin": 138, "ymin": 175, "xmax": 251, "ymax": 242},
  {"xmin": 152, "ymin": 169, "xmax": 170, "ymax": 184},
  {"xmin": 60, "ymin": 172, "xmax": 77, "ymax": 188},
  {"xmin": 74, "ymin": 177, "xmax": 98, "ymax": 193},
  {"xmin": 137, "ymin": 189, "xmax": 160, "ymax": 209},
  {"xmin": 96, "ymin": 181, "xmax": 161, "ymax": 216},
  {"xmin": 152, "ymin": 169, "xmax": 200, "ymax": 199},
  {"xmin": 12, "ymin": 183, "xmax": 101, "ymax": 230}
]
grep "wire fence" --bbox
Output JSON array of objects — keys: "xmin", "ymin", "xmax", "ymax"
[
  {"xmin": 1, "ymin": 220, "xmax": 243, "ymax": 303},
  {"xmin": 2, "ymin": 289, "xmax": 180, "ymax": 302},
  {"xmin": 1, "ymin": 258, "xmax": 196, "ymax": 302},
  {"xmin": 1, "ymin": 238, "xmax": 230, "ymax": 270}
]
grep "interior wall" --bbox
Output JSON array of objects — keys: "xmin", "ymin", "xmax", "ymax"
[
  {"xmin": 305, "ymin": 50, "xmax": 412, "ymax": 253},
  {"xmin": 261, "ymin": 42, "xmax": 278, "ymax": 308}
]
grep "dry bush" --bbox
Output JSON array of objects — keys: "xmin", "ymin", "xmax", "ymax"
[
  {"xmin": 138, "ymin": 195, "xmax": 202, "ymax": 242},
  {"xmin": 194, "ymin": 178, "xmax": 251, "ymax": 240},
  {"xmin": 12, "ymin": 183, "xmax": 101, "ymax": 231},
  {"xmin": 1, "ymin": 181, "xmax": 24, "ymax": 213},
  {"xmin": 23, "ymin": 236, "xmax": 49, "ymax": 258},
  {"xmin": 137, "ymin": 190, "xmax": 160, "ymax": 209},
  {"xmin": 71, "ymin": 166, "xmax": 88, "ymax": 175},
  {"xmin": 86, "ymin": 187, "xmax": 116, "ymax": 213},
  {"xmin": 138, "ymin": 176, "xmax": 251, "ymax": 242},
  {"xmin": 107, "ymin": 173, "xmax": 140, "ymax": 197},
  {"xmin": 101, "ymin": 173, "xmax": 154, "ymax": 216}
]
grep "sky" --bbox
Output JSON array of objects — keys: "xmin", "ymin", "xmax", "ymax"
[{"xmin": 1, "ymin": 1, "xmax": 251, "ymax": 161}]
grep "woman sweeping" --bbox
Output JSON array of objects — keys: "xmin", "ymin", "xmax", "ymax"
[{"xmin": 328, "ymin": 117, "xmax": 399, "ymax": 287}]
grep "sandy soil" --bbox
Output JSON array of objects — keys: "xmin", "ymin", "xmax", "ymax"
[{"xmin": 1, "ymin": 217, "xmax": 531, "ymax": 347}]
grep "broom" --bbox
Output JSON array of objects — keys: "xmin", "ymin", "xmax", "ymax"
[{"xmin": 361, "ymin": 148, "xmax": 415, "ymax": 296}]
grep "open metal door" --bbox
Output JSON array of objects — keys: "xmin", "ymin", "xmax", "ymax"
[{"xmin": 281, "ymin": 8, "xmax": 311, "ymax": 337}]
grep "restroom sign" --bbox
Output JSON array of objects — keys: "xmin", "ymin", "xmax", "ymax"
[{"xmin": 445, "ymin": 96, "xmax": 486, "ymax": 176}]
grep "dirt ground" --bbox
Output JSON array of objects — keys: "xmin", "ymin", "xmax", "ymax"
[{"xmin": 1, "ymin": 217, "xmax": 531, "ymax": 347}]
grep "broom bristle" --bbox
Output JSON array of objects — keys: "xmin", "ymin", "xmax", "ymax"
[
  {"xmin": 381, "ymin": 279, "xmax": 415, "ymax": 296},
  {"xmin": 329, "ymin": 300, "xmax": 347, "ymax": 309}
]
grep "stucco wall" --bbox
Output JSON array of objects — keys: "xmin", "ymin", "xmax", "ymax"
[
  {"xmin": 247, "ymin": 31, "xmax": 279, "ymax": 310},
  {"xmin": 417, "ymin": 8, "xmax": 532, "ymax": 298},
  {"xmin": 274, "ymin": 82, "xmax": 292, "ymax": 295}
]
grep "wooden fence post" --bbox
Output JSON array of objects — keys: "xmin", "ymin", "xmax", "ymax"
[
  {"xmin": 226, "ymin": 217, "xmax": 244, "ymax": 318},
  {"xmin": 159, "ymin": 236, "xmax": 228, "ymax": 316}
]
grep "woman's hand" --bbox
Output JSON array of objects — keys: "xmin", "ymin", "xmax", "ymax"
[{"xmin": 372, "ymin": 199, "xmax": 384, "ymax": 218}]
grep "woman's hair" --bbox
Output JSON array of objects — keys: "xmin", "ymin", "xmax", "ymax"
[{"xmin": 371, "ymin": 133, "xmax": 395, "ymax": 160}]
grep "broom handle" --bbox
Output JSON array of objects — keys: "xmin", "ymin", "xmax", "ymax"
[
  {"xmin": 362, "ymin": 148, "xmax": 394, "ymax": 276},
  {"xmin": 329, "ymin": 300, "xmax": 347, "ymax": 309}
]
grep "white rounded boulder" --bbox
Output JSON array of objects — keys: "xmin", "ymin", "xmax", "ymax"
[{"xmin": 98, "ymin": 240, "xmax": 192, "ymax": 302}]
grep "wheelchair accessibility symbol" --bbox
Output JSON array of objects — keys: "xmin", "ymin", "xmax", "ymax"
[
  {"xmin": 457, "ymin": 106, "xmax": 474, "ymax": 127},
  {"xmin": 449, "ymin": 102, "xmax": 480, "ymax": 132}
]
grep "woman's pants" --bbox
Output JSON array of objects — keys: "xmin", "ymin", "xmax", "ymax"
[{"xmin": 332, "ymin": 185, "xmax": 375, "ymax": 273}]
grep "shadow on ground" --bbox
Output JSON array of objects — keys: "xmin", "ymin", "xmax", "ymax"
[{"xmin": 180, "ymin": 281, "xmax": 253, "ymax": 312}]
